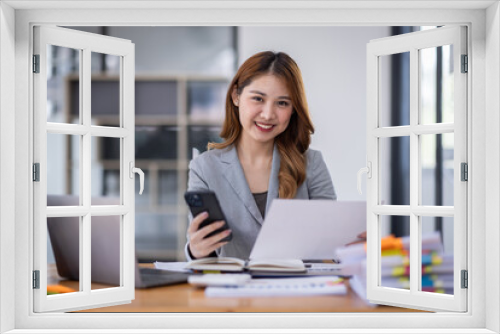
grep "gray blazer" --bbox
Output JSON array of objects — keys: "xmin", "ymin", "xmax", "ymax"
[{"xmin": 184, "ymin": 144, "xmax": 337, "ymax": 260}]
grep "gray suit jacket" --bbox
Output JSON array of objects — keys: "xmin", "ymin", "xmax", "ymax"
[{"xmin": 185, "ymin": 144, "xmax": 337, "ymax": 260}]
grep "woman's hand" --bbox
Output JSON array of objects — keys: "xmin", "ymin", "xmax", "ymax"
[
  {"xmin": 345, "ymin": 231, "xmax": 367, "ymax": 246},
  {"xmin": 187, "ymin": 211, "xmax": 232, "ymax": 259}
]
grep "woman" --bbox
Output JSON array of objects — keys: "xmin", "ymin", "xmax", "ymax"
[{"xmin": 185, "ymin": 51, "xmax": 337, "ymax": 260}]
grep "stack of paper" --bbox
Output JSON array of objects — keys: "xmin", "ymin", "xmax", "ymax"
[{"xmin": 335, "ymin": 231, "xmax": 454, "ymax": 302}]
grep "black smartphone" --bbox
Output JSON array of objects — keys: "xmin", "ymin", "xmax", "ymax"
[{"xmin": 184, "ymin": 191, "xmax": 232, "ymax": 242}]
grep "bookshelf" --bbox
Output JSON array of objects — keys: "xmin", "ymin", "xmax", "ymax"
[{"xmin": 66, "ymin": 74, "xmax": 229, "ymax": 261}]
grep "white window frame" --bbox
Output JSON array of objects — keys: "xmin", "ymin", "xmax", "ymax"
[
  {"xmin": 33, "ymin": 25, "xmax": 136, "ymax": 313},
  {"xmin": 366, "ymin": 26, "xmax": 468, "ymax": 312},
  {"xmin": 0, "ymin": 2, "xmax": 499, "ymax": 333}
]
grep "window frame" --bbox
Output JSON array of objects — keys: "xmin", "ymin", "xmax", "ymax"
[
  {"xmin": 0, "ymin": 2, "xmax": 498, "ymax": 333},
  {"xmin": 33, "ymin": 25, "xmax": 136, "ymax": 313},
  {"xmin": 366, "ymin": 26, "xmax": 468, "ymax": 312}
]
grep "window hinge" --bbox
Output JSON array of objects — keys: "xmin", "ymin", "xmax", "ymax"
[
  {"xmin": 461, "ymin": 270, "xmax": 468, "ymax": 289},
  {"xmin": 33, "ymin": 163, "xmax": 40, "ymax": 182},
  {"xmin": 461, "ymin": 162, "xmax": 468, "ymax": 181},
  {"xmin": 33, "ymin": 270, "xmax": 40, "ymax": 289},
  {"xmin": 33, "ymin": 54, "xmax": 40, "ymax": 73},
  {"xmin": 461, "ymin": 54, "xmax": 468, "ymax": 73}
]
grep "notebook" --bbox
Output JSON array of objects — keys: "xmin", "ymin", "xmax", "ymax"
[{"xmin": 184, "ymin": 257, "xmax": 306, "ymax": 273}]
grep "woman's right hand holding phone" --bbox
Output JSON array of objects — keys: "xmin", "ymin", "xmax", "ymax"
[{"xmin": 187, "ymin": 211, "xmax": 232, "ymax": 259}]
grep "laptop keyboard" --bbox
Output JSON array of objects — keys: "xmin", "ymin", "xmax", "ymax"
[{"xmin": 139, "ymin": 268, "xmax": 189, "ymax": 288}]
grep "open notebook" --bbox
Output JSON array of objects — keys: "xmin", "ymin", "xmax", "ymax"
[{"xmin": 184, "ymin": 257, "xmax": 306, "ymax": 273}]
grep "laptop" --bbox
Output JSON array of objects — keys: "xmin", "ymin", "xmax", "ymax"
[
  {"xmin": 249, "ymin": 200, "xmax": 366, "ymax": 261},
  {"xmin": 47, "ymin": 195, "xmax": 189, "ymax": 288}
]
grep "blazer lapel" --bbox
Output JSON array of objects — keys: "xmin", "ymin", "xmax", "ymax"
[
  {"xmin": 266, "ymin": 145, "xmax": 280, "ymax": 218},
  {"xmin": 221, "ymin": 145, "xmax": 264, "ymax": 225}
]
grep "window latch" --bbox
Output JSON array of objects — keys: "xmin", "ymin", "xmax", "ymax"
[
  {"xmin": 357, "ymin": 158, "xmax": 372, "ymax": 195},
  {"xmin": 129, "ymin": 162, "xmax": 144, "ymax": 195}
]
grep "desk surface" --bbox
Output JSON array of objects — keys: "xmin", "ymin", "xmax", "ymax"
[
  {"xmin": 51, "ymin": 265, "xmax": 425, "ymax": 313},
  {"xmin": 70, "ymin": 280, "xmax": 424, "ymax": 313}
]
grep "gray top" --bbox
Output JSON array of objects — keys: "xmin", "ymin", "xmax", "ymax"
[
  {"xmin": 252, "ymin": 191, "xmax": 268, "ymax": 219},
  {"xmin": 185, "ymin": 144, "xmax": 337, "ymax": 260}
]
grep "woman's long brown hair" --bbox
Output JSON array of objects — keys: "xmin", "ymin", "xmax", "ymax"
[{"xmin": 208, "ymin": 51, "xmax": 314, "ymax": 199}]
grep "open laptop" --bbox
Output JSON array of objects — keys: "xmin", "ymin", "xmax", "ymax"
[
  {"xmin": 249, "ymin": 200, "xmax": 366, "ymax": 261},
  {"xmin": 47, "ymin": 195, "xmax": 189, "ymax": 288}
]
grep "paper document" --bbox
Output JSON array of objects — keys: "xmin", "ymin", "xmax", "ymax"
[
  {"xmin": 307, "ymin": 263, "xmax": 343, "ymax": 270},
  {"xmin": 154, "ymin": 261, "xmax": 191, "ymax": 273},
  {"xmin": 305, "ymin": 262, "xmax": 360, "ymax": 277},
  {"xmin": 205, "ymin": 276, "xmax": 346, "ymax": 297},
  {"xmin": 250, "ymin": 200, "xmax": 366, "ymax": 260}
]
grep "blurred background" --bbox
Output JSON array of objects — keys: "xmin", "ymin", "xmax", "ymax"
[{"xmin": 45, "ymin": 26, "xmax": 454, "ymax": 263}]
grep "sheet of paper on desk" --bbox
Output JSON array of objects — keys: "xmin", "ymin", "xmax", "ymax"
[
  {"xmin": 205, "ymin": 276, "xmax": 346, "ymax": 297},
  {"xmin": 154, "ymin": 261, "xmax": 191, "ymax": 273},
  {"xmin": 303, "ymin": 263, "xmax": 360, "ymax": 277}
]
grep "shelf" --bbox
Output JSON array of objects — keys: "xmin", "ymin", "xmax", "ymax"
[{"xmin": 64, "ymin": 74, "xmax": 229, "ymax": 261}]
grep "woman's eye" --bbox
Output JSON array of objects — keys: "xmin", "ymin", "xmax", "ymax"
[
  {"xmin": 278, "ymin": 101, "xmax": 289, "ymax": 107},
  {"xmin": 252, "ymin": 96, "xmax": 263, "ymax": 102}
]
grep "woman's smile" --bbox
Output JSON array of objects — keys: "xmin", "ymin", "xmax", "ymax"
[{"xmin": 255, "ymin": 122, "xmax": 275, "ymax": 132}]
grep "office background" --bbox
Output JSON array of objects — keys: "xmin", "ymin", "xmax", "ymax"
[{"xmin": 45, "ymin": 26, "xmax": 453, "ymax": 263}]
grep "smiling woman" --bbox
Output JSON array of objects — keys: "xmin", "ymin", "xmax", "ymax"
[{"xmin": 185, "ymin": 51, "xmax": 337, "ymax": 260}]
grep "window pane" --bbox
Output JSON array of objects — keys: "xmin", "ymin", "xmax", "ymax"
[
  {"xmin": 159, "ymin": 170, "xmax": 178, "ymax": 206},
  {"xmin": 420, "ymin": 216, "xmax": 454, "ymax": 295},
  {"xmin": 420, "ymin": 45, "xmax": 454, "ymax": 124},
  {"xmin": 91, "ymin": 215, "xmax": 121, "ymax": 290},
  {"xmin": 380, "ymin": 136, "xmax": 410, "ymax": 205},
  {"xmin": 188, "ymin": 125, "xmax": 222, "ymax": 159},
  {"xmin": 379, "ymin": 52, "xmax": 410, "ymax": 127},
  {"xmin": 380, "ymin": 215, "xmax": 410, "ymax": 290},
  {"xmin": 47, "ymin": 45, "xmax": 80, "ymax": 124},
  {"xmin": 92, "ymin": 137, "xmax": 121, "ymax": 205},
  {"xmin": 421, "ymin": 133, "xmax": 454, "ymax": 206},
  {"xmin": 47, "ymin": 133, "xmax": 80, "ymax": 204},
  {"xmin": 136, "ymin": 126, "xmax": 178, "ymax": 160},
  {"xmin": 46, "ymin": 216, "xmax": 81, "ymax": 294},
  {"xmin": 90, "ymin": 52, "xmax": 121, "ymax": 126},
  {"xmin": 70, "ymin": 54, "xmax": 122, "ymax": 126},
  {"xmin": 188, "ymin": 81, "xmax": 227, "ymax": 121}
]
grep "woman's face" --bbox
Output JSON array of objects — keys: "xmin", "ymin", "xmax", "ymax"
[{"xmin": 232, "ymin": 74, "xmax": 294, "ymax": 147}]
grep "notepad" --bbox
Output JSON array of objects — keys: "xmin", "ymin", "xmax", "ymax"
[
  {"xmin": 184, "ymin": 257, "xmax": 306, "ymax": 273},
  {"xmin": 205, "ymin": 276, "xmax": 346, "ymax": 297}
]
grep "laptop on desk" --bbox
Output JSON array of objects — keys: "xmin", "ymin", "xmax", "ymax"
[
  {"xmin": 47, "ymin": 195, "xmax": 189, "ymax": 288},
  {"xmin": 249, "ymin": 200, "xmax": 366, "ymax": 261}
]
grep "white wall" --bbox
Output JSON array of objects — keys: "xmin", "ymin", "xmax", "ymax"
[{"xmin": 238, "ymin": 27, "xmax": 391, "ymax": 200}]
